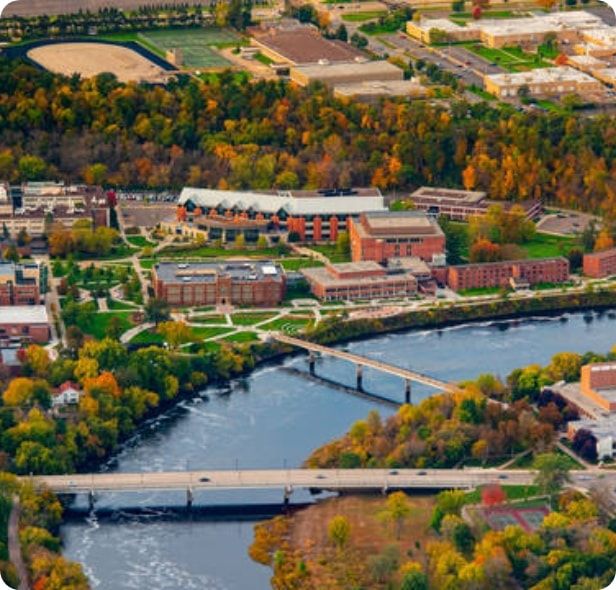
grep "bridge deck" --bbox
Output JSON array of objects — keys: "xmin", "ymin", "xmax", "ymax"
[
  {"xmin": 274, "ymin": 334, "xmax": 455, "ymax": 391},
  {"xmin": 30, "ymin": 468, "xmax": 546, "ymax": 494}
]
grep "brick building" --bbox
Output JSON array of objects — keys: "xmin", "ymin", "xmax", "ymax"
[
  {"xmin": 152, "ymin": 261, "xmax": 285, "ymax": 307},
  {"xmin": 409, "ymin": 187, "xmax": 542, "ymax": 221},
  {"xmin": 580, "ymin": 362, "xmax": 616, "ymax": 413},
  {"xmin": 0, "ymin": 262, "xmax": 41, "ymax": 305},
  {"xmin": 583, "ymin": 247, "xmax": 616, "ymax": 278},
  {"xmin": 0, "ymin": 306, "xmax": 50, "ymax": 343},
  {"xmin": 349, "ymin": 211, "xmax": 446, "ymax": 264},
  {"xmin": 177, "ymin": 187, "xmax": 386, "ymax": 243},
  {"xmin": 446, "ymin": 257, "xmax": 570, "ymax": 291},
  {"xmin": 302, "ymin": 261, "xmax": 417, "ymax": 301}
]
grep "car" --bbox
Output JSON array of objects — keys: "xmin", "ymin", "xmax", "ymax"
[
  {"xmin": 389, "ymin": 470, "xmax": 399, "ymax": 475},
  {"xmin": 498, "ymin": 475, "xmax": 508, "ymax": 480},
  {"xmin": 417, "ymin": 471, "xmax": 427, "ymax": 476},
  {"xmin": 199, "ymin": 477, "xmax": 210, "ymax": 482},
  {"xmin": 316, "ymin": 474, "xmax": 327, "ymax": 480}
]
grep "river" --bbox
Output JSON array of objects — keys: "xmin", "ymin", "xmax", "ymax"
[{"xmin": 62, "ymin": 309, "xmax": 616, "ymax": 590}]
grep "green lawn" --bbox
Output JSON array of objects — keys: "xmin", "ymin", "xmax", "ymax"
[
  {"xmin": 130, "ymin": 329, "xmax": 164, "ymax": 346},
  {"xmin": 138, "ymin": 28, "xmax": 240, "ymax": 69},
  {"xmin": 232, "ymin": 312, "xmax": 277, "ymax": 326},
  {"xmin": 79, "ymin": 312, "xmax": 134, "ymax": 340},
  {"xmin": 190, "ymin": 326, "xmax": 235, "ymax": 340},
  {"xmin": 280, "ymin": 258, "xmax": 324, "ymax": 271},
  {"xmin": 107, "ymin": 298, "xmax": 139, "ymax": 310},
  {"xmin": 465, "ymin": 43, "xmax": 551, "ymax": 72},
  {"xmin": 222, "ymin": 331, "xmax": 260, "ymax": 343},
  {"xmin": 160, "ymin": 245, "xmax": 283, "ymax": 259},
  {"xmin": 451, "ymin": 9, "xmax": 521, "ymax": 20},
  {"xmin": 307, "ymin": 244, "xmax": 350, "ymax": 263},
  {"xmin": 139, "ymin": 258, "xmax": 157, "ymax": 269},
  {"xmin": 254, "ymin": 52, "xmax": 274, "ymax": 66},
  {"xmin": 126, "ymin": 235, "xmax": 156, "ymax": 248},
  {"xmin": 342, "ymin": 11, "xmax": 387, "ymax": 21},
  {"xmin": 510, "ymin": 449, "xmax": 584, "ymax": 470},
  {"xmin": 190, "ymin": 314, "xmax": 228, "ymax": 324},
  {"xmin": 458, "ymin": 286, "xmax": 503, "ymax": 297},
  {"xmin": 522, "ymin": 233, "xmax": 575, "ymax": 258},
  {"xmin": 259, "ymin": 316, "xmax": 312, "ymax": 334}
]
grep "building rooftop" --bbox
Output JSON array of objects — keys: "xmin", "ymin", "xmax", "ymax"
[
  {"xmin": 567, "ymin": 54, "xmax": 607, "ymax": 69},
  {"xmin": 486, "ymin": 66, "xmax": 600, "ymax": 86},
  {"xmin": 178, "ymin": 187, "xmax": 386, "ymax": 217},
  {"xmin": 585, "ymin": 247, "xmax": 616, "ymax": 260},
  {"xmin": 570, "ymin": 416, "xmax": 616, "ymax": 438},
  {"xmin": 582, "ymin": 27, "xmax": 616, "ymax": 46},
  {"xmin": 302, "ymin": 264, "xmax": 416, "ymax": 288},
  {"xmin": 0, "ymin": 305, "xmax": 48, "ymax": 324},
  {"xmin": 334, "ymin": 79, "xmax": 427, "ymax": 99},
  {"xmin": 154, "ymin": 261, "xmax": 284, "ymax": 284},
  {"xmin": 411, "ymin": 186, "xmax": 487, "ymax": 204},
  {"xmin": 292, "ymin": 60, "xmax": 402, "ymax": 80},
  {"xmin": 251, "ymin": 24, "xmax": 365, "ymax": 65},
  {"xmin": 360, "ymin": 211, "xmax": 444, "ymax": 238}
]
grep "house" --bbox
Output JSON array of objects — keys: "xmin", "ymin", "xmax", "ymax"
[{"xmin": 52, "ymin": 381, "xmax": 82, "ymax": 407}]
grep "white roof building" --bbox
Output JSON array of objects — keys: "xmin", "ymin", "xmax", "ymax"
[{"xmin": 178, "ymin": 188, "xmax": 387, "ymax": 217}]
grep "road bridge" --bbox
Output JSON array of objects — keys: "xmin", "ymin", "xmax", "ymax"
[{"xmin": 273, "ymin": 334, "xmax": 457, "ymax": 402}]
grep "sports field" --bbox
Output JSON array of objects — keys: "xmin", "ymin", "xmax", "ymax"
[
  {"xmin": 139, "ymin": 28, "xmax": 240, "ymax": 69},
  {"xmin": 466, "ymin": 43, "xmax": 551, "ymax": 72}
]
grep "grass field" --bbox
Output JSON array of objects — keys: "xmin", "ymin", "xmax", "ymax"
[
  {"xmin": 342, "ymin": 11, "xmax": 387, "ymax": 22},
  {"xmin": 307, "ymin": 244, "xmax": 351, "ymax": 263},
  {"xmin": 465, "ymin": 43, "xmax": 551, "ymax": 72},
  {"xmin": 126, "ymin": 235, "xmax": 156, "ymax": 248},
  {"xmin": 222, "ymin": 331, "xmax": 260, "ymax": 343},
  {"xmin": 521, "ymin": 232, "xmax": 575, "ymax": 258},
  {"xmin": 232, "ymin": 312, "xmax": 277, "ymax": 326},
  {"xmin": 279, "ymin": 258, "xmax": 324, "ymax": 271},
  {"xmin": 260, "ymin": 316, "xmax": 312, "ymax": 334},
  {"xmin": 138, "ymin": 28, "xmax": 240, "ymax": 69},
  {"xmin": 80, "ymin": 312, "xmax": 134, "ymax": 340}
]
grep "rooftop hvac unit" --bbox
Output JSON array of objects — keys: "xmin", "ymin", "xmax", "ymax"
[{"xmin": 318, "ymin": 59, "xmax": 330, "ymax": 66}]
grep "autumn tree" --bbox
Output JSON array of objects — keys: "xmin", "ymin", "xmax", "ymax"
[
  {"xmin": 327, "ymin": 515, "xmax": 351, "ymax": 551},
  {"xmin": 144, "ymin": 298, "xmax": 170, "ymax": 325},
  {"xmin": 533, "ymin": 453, "xmax": 572, "ymax": 503},
  {"xmin": 157, "ymin": 321, "xmax": 193, "ymax": 350},
  {"xmin": 469, "ymin": 238, "xmax": 501, "ymax": 262},
  {"xmin": 594, "ymin": 229, "xmax": 614, "ymax": 252},
  {"xmin": 379, "ymin": 491, "xmax": 412, "ymax": 539}
]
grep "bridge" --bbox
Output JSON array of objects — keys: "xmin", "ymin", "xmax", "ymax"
[{"xmin": 273, "ymin": 334, "xmax": 456, "ymax": 402}]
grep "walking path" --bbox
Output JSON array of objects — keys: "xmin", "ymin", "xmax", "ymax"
[{"xmin": 8, "ymin": 497, "xmax": 29, "ymax": 590}]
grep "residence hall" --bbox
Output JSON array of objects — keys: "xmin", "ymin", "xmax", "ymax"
[
  {"xmin": 349, "ymin": 211, "xmax": 446, "ymax": 264},
  {"xmin": 446, "ymin": 257, "xmax": 570, "ymax": 291},
  {"xmin": 409, "ymin": 187, "xmax": 542, "ymax": 221},
  {"xmin": 583, "ymin": 247, "xmax": 616, "ymax": 278},
  {"xmin": 177, "ymin": 187, "xmax": 387, "ymax": 242},
  {"xmin": 152, "ymin": 261, "xmax": 285, "ymax": 307},
  {"xmin": 301, "ymin": 261, "xmax": 417, "ymax": 301},
  {"xmin": 580, "ymin": 362, "xmax": 616, "ymax": 413}
]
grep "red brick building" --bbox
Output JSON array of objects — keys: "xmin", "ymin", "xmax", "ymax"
[
  {"xmin": 583, "ymin": 247, "xmax": 616, "ymax": 278},
  {"xmin": 0, "ymin": 306, "xmax": 50, "ymax": 343},
  {"xmin": 0, "ymin": 262, "xmax": 40, "ymax": 305},
  {"xmin": 349, "ymin": 212, "xmax": 446, "ymax": 264},
  {"xmin": 302, "ymin": 261, "xmax": 417, "ymax": 301},
  {"xmin": 152, "ymin": 261, "xmax": 285, "ymax": 307},
  {"xmin": 447, "ymin": 257, "xmax": 570, "ymax": 291},
  {"xmin": 580, "ymin": 362, "xmax": 616, "ymax": 412}
]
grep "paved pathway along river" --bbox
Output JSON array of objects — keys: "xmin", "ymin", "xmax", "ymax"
[{"xmin": 62, "ymin": 309, "xmax": 616, "ymax": 590}]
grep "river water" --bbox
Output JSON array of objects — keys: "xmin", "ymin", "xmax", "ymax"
[{"xmin": 62, "ymin": 310, "xmax": 616, "ymax": 590}]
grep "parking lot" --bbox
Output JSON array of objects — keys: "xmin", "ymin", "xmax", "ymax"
[
  {"xmin": 537, "ymin": 210, "xmax": 597, "ymax": 236},
  {"xmin": 120, "ymin": 202, "xmax": 177, "ymax": 228}
]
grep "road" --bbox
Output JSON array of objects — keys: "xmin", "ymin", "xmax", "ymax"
[{"xmin": 32, "ymin": 468, "xmax": 541, "ymax": 494}]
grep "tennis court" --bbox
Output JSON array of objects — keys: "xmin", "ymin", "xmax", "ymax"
[{"xmin": 139, "ymin": 28, "xmax": 241, "ymax": 69}]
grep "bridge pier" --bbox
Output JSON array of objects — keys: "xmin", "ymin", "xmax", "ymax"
[
  {"xmin": 186, "ymin": 487, "xmax": 193, "ymax": 510},
  {"xmin": 356, "ymin": 365, "xmax": 363, "ymax": 391},
  {"xmin": 283, "ymin": 484, "xmax": 293, "ymax": 507},
  {"xmin": 88, "ymin": 490, "xmax": 95, "ymax": 512},
  {"xmin": 308, "ymin": 352, "xmax": 316, "ymax": 374},
  {"xmin": 405, "ymin": 380, "xmax": 412, "ymax": 404}
]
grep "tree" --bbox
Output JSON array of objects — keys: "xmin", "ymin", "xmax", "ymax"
[
  {"xmin": 594, "ymin": 229, "xmax": 614, "ymax": 252},
  {"xmin": 572, "ymin": 429, "xmax": 597, "ymax": 462},
  {"xmin": 401, "ymin": 570, "xmax": 429, "ymax": 590},
  {"xmin": 105, "ymin": 316, "xmax": 125, "ymax": 341},
  {"xmin": 157, "ymin": 321, "xmax": 193, "ymax": 350},
  {"xmin": 143, "ymin": 298, "xmax": 170, "ymax": 325},
  {"xmin": 327, "ymin": 515, "xmax": 351, "ymax": 551},
  {"xmin": 23, "ymin": 345, "xmax": 50, "ymax": 378},
  {"xmin": 379, "ymin": 491, "xmax": 412, "ymax": 539},
  {"xmin": 335, "ymin": 230, "xmax": 350, "ymax": 259},
  {"xmin": 335, "ymin": 24, "xmax": 348, "ymax": 42},
  {"xmin": 18, "ymin": 155, "xmax": 46, "ymax": 180},
  {"xmin": 533, "ymin": 453, "xmax": 572, "ymax": 503},
  {"xmin": 481, "ymin": 484, "xmax": 506, "ymax": 506},
  {"xmin": 470, "ymin": 238, "xmax": 501, "ymax": 262}
]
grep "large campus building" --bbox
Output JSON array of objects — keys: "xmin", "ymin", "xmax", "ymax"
[
  {"xmin": 583, "ymin": 247, "xmax": 616, "ymax": 278},
  {"xmin": 446, "ymin": 257, "xmax": 570, "ymax": 291},
  {"xmin": 580, "ymin": 362, "xmax": 616, "ymax": 413},
  {"xmin": 484, "ymin": 67, "xmax": 604, "ymax": 99},
  {"xmin": 152, "ymin": 261, "xmax": 286, "ymax": 307},
  {"xmin": 407, "ymin": 10, "xmax": 605, "ymax": 48},
  {"xmin": 0, "ymin": 262, "xmax": 41, "ymax": 306},
  {"xmin": 0, "ymin": 181, "xmax": 110, "ymax": 237},
  {"xmin": 409, "ymin": 187, "xmax": 542, "ymax": 221},
  {"xmin": 302, "ymin": 261, "xmax": 418, "ymax": 301},
  {"xmin": 349, "ymin": 211, "xmax": 446, "ymax": 264},
  {"xmin": 176, "ymin": 187, "xmax": 387, "ymax": 243}
]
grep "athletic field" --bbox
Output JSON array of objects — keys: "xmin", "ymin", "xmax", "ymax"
[{"xmin": 139, "ymin": 28, "xmax": 240, "ymax": 69}]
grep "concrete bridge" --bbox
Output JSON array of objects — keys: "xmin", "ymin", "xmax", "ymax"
[{"xmin": 273, "ymin": 334, "xmax": 457, "ymax": 403}]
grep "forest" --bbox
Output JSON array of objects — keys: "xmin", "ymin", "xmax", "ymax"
[{"xmin": 0, "ymin": 58, "xmax": 616, "ymax": 220}]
